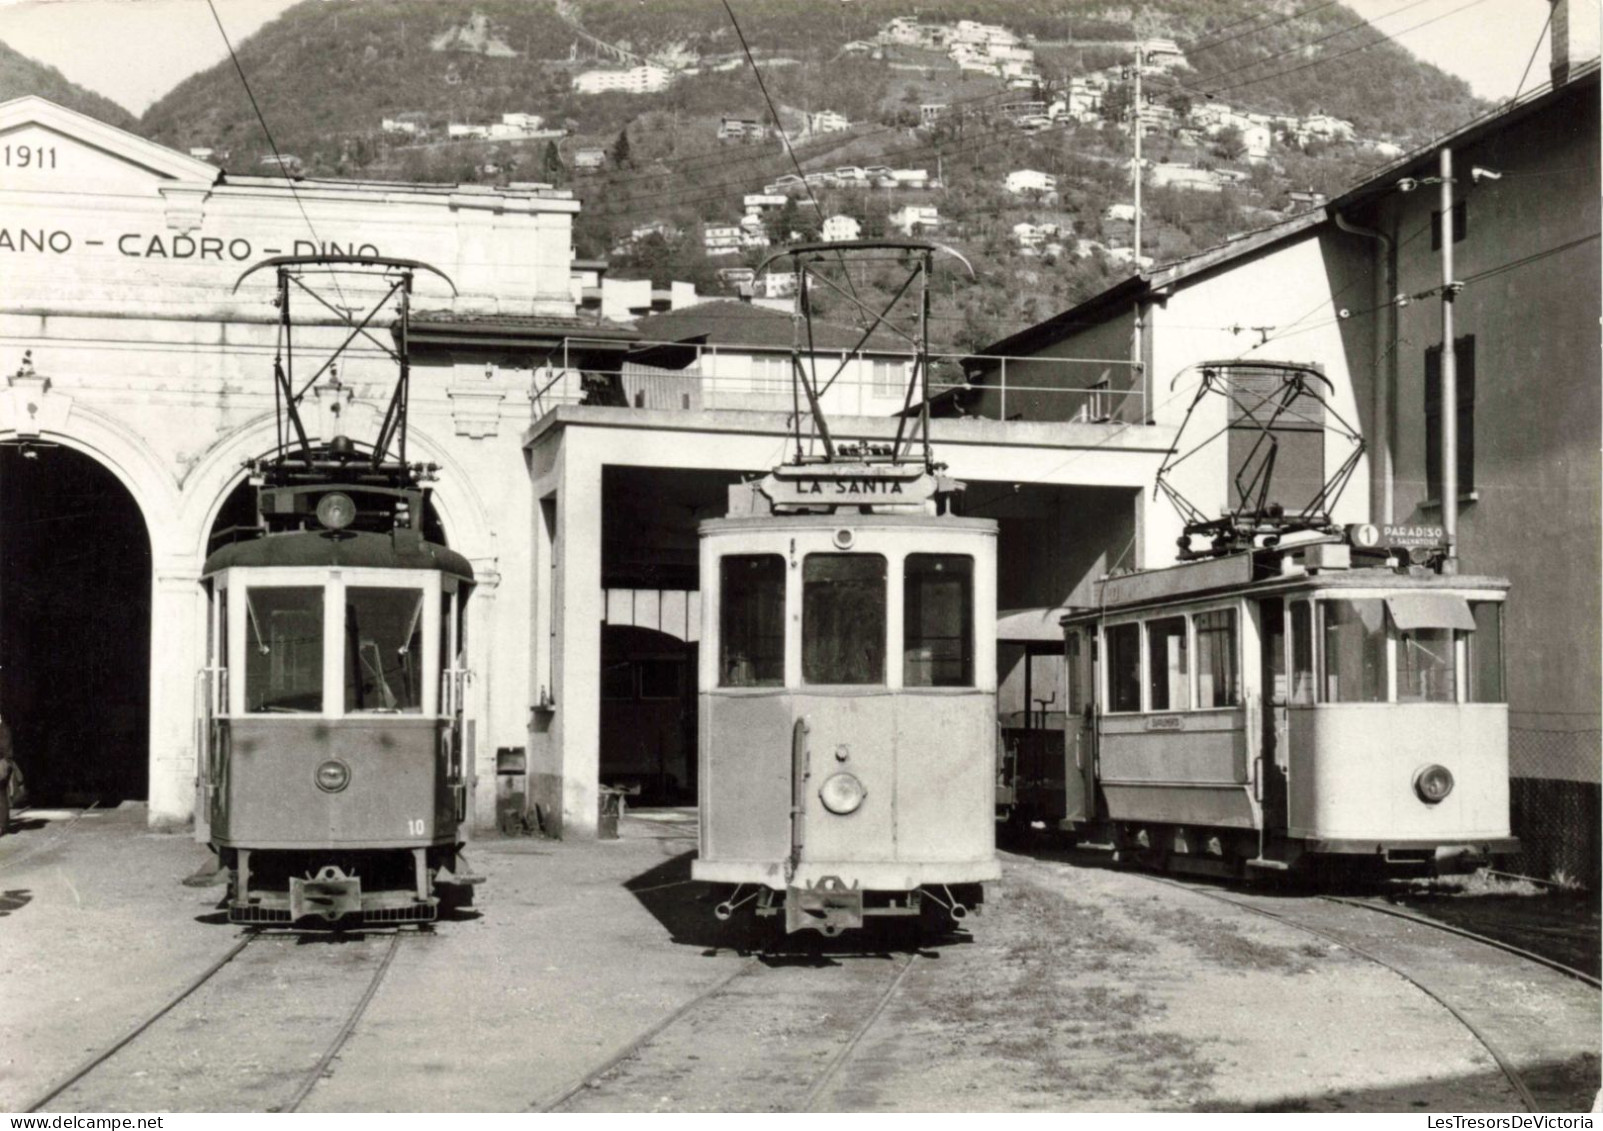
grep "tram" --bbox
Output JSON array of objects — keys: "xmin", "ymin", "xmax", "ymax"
[
  {"xmin": 197, "ymin": 257, "xmax": 478, "ymax": 925},
  {"xmin": 692, "ymin": 242, "xmax": 1000, "ymax": 935},
  {"xmin": 1018, "ymin": 360, "xmax": 1518, "ymax": 876}
]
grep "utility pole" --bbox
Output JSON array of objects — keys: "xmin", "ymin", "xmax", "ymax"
[
  {"xmin": 1438, "ymin": 146, "xmax": 1460, "ymax": 574},
  {"xmin": 1132, "ymin": 45, "xmax": 1143, "ymax": 264}
]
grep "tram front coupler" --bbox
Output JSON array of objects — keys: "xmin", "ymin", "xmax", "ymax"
[{"xmin": 786, "ymin": 875, "xmax": 863, "ymax": 936}]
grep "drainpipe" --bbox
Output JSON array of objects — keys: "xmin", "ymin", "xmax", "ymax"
[
  {"xmin": 1332, "ymin": 211, "xmax": 1395, "ymax": 524},
  {"xmin": 1438, "ymin": 146, "xmax": 1459, "ymax": 574}
]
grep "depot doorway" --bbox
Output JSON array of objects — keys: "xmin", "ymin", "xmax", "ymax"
[{"xmin": 0, "ymin": 443, "xmax": 152, "ymax": 806}]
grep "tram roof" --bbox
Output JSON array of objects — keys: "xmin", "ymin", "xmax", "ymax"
[
  {"xmin": 203, "ymin": 530, "xmax": 473, "ymax": 579},
  {"xmin": 1061, "ymin": 551, "xmax": 1509, "ymax": 623}
]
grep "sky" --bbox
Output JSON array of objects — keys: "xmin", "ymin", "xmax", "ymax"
[{"xmin": 0, "ymin": 0, "xmax": 1562, "ymax": 116}]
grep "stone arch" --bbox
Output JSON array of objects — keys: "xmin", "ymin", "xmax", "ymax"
[
  {"xmin": 0, "ymin": 400, "xmax": 181, "ymax": 558},
  {"xmin": 177, "ymin": 412, "xmax": 498, "ymax": 565}
]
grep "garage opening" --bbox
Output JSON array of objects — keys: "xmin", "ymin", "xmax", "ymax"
[
  {"xmin": 0, "ymin": 443, "xmax": 151, "ymax": 806},
  {"xmin": 600, "ymin": 466, "xmax": 744, "ymax": 810}
]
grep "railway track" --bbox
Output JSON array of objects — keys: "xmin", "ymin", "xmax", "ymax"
[
  {"xmin": 1138, "ymin": 873, "xmax": 1601, "ymax": 1113},
  {"xmin": 536, "ymin": 935, "xmax": 926, "ymax": 1113},
  {"xmin": 24, "ymin": 928, "xmax": 412, "ymax": 1113}
]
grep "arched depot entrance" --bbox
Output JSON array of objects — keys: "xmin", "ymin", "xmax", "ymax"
[{"xmin": 0, "ymin": 441, "xmax": 152, "ymax": 805}]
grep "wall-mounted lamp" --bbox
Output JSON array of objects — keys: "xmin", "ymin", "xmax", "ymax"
[{"xmin": 1470, "ymin": 166, "xmax": 1502, "ymax": 184}]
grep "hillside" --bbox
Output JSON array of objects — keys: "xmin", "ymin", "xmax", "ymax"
[{"xmin": 0, "ymin": 40, "xmax": 138, "ymax": 129}]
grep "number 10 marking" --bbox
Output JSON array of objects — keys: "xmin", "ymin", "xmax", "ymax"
[{"xmin": 408, "ymin": 818, "xmax": 425, "ymax": 835}]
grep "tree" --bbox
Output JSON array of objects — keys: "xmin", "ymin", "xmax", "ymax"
[
  {"xmin": 1100, "ymin": 82, "xmax": 1133, "ymax": 126},
  {"xmin": 542, "ymin": 140, "xmax": 563, "ymax": 180},
  {"xmin": 1212, "ymin": 126, "xmax": 1246, "ymax": 162},
  {"xmin": 611, "ymin": 126, "xmax": 632, "ymax": 169}
]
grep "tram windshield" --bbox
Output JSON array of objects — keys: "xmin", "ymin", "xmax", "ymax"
[
  {"xmin": 803, "ymin": 554, "xmax": 886, "ymax": 685},
  {"xmin": 344, "ymin": 587, "xmax": 426, "ymax": 713},
  {"xmin": 245, "ymin": 587, "xmax": 324, "ymax": 713},
  {"xmin": 720, "ymin": 554, "xmax": 785, "ymax": 687}
]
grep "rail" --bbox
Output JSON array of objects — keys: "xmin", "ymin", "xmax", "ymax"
[{"xmin": 533, "ymin": 338, "xmax": 1148, "ymax": 424}]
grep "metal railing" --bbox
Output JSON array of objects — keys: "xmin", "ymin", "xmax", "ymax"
[{"xmin": 533, "ymin": 338, "xmax": 1148, "ymax": 424}]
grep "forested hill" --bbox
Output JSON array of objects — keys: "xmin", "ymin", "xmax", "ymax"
[
  {"xmin": 132, "ymin": 0, "xmax": 1484, "ymax": 164},
  {"xmin": 0, "ymin": 41, "xmax": 138, "ymax": 129}
]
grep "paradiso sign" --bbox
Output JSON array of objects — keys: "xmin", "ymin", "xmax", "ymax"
[
  {"xmin": 760, "ymin": 465, "xmax": 940, "ymax": 514},
  {"xmin": 1347, "ymin": 523, "xmax": 1448, "ymax": 551}
]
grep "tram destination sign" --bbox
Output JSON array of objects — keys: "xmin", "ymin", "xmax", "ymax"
[
  {"xmin": 1347, "ymin": 523, "xmax": 1448, "ymax": 550},
  {"xmin": 762, "ymin": 465, "xmax": 937, "ymax": 513}
]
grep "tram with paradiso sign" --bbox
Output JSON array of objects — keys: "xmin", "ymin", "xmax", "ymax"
[
  {"xmin": 1009, "ymin": 360, "xmax": 1517, "ymax": 878},
  {"xmin": 197, "ymin": 256, "xmax": 479, "ymax": 926},
  {"xmin": 693, "ymin": 241, "xmax": 1000, "ymax": 936}
]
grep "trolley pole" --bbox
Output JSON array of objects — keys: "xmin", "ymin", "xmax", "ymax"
[{"xmin": 1438, "ymin": 146, "xmax": 1459, "ymax": 574}]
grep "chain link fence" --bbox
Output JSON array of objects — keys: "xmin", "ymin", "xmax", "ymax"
[{"xmin": 1507, "ymin": 724, "xmax": 1601, "ymax": 889}]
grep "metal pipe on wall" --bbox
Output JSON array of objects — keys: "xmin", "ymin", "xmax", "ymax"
[{"xmin": 1331, "ymin": 211, "xmax": 1395, "ymax": 525}]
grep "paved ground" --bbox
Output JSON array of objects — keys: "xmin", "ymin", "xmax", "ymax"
[{"xmin": 0, "ymin": 805, "xmax": 1596, "ymax": 1113}]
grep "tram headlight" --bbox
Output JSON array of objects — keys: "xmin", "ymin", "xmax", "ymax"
[
  {"xmin": 316, "ymin": 492, "xmax": 357, "ymax": 531},
  {"xmin": 1413, "ymin": 763, "xmax": 1454, "ymax": 805},
  {"xmin": 315, "ymin": 759, "xmax": 351, "ymax": 793},
  {"xmin": 819, "ymin": 772, "xmax": 866, "ymax": 815}
]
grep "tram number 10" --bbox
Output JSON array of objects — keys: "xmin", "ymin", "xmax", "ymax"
[
  {"xmin": 408, "ymin": 818, "xmax": 427, "ymax": 836},
  {"xmin": 4, "ymin": 145, "xmax": 58, "ymax": 170}
]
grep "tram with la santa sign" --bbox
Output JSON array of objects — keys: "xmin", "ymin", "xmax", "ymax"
[
  {"xmin": 1018, "ymin": 360, "xmax": 1517, "ymax": 877},
  {"xmin": 197, "ymin": 257, "xmax": 479, "ymax": 925},
  {"xmin": 693, "ymin": 241, "xmax": 1000, "ymax": 935}
]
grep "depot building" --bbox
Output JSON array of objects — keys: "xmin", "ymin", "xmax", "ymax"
[{"xmin": 0, "ymin": 96, "xmax": 1363, "ymax": 837}]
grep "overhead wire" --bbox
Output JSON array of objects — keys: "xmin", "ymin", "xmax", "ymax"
[{"xmin": 204, "ymin": 0, "xmax": 347, "ymax": 310}]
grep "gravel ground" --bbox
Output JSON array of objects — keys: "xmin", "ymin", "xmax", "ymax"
[{"xmin": 0, "ymin": 806, "xmax": 1596, "ymax": 1113}]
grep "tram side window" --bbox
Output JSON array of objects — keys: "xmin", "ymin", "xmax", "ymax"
[
  {"xmin": 1322, "ymin": 599, "xmax": 1387, "ymax": 703},
  {"xmin": 903, "ymin": 553, "xmax": 973, "ymax": 687},
  {"xmin": 1106, "ymin": 623, "xmax": 1141, "ymax": 713},
  {"xmin": 1195, "ymin": 609, "xmax": 1239, "ymax": 708},
  {"xmin": 1398, "ymin": 627, "xmax": 1456, "ymax": 703},
  {"xmin": 345, "ymin": 588, "xmax": 425, "ymax": 713},
  {"xmin": 1289, "ymin": 602, "xmax": 1315, "ymax": 705},
  {"xmin": 1146, "ymin": 617, "xmax": 1189, "ymax": 711},
  {"xmin": 720, "ymin": 554, "xmax": 785, "ymax": 687},
  {"xmin": 803, "ymin": 554, "xmax": 887, "ymax": 685},
  {"xmin": 1467, "ymin": 601, "xmax": 1504, "ymax": 703},
  {"xmin": 245, "ymin": 587, "xmax": 324, "ymax": 713}
]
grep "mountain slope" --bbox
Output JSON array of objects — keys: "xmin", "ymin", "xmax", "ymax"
[{"xmin": 0, "ymin": 40, "xmax": 138, "ymax": 128}]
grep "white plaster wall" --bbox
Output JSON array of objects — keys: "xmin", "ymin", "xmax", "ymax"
[{"xmin": 1145, "ymin": 230, "xmax": 1375, "ymax": 562}]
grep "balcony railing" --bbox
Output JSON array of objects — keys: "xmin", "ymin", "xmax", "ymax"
[{"xmin": 532, "ymin": 338, "xmax": 1147, "ymax": 425}]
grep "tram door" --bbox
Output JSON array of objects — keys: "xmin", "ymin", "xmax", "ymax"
[
  {"xmin": 195, "ymin": 584, "xmax": 229, "ymax": 843},
  {"xmin": 1257, "ymin": 598, "xmax": 1290, "ymax": 846},
  {"xmin": 1064, "ymin": 628, "xmax": 1095, "ymax": 825}
]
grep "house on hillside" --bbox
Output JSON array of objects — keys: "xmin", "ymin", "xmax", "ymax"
[
  {"xmin": 808, "ymin": 110, "xmax": 850, "ymax": 134},
  {"xmin": 573, "ymin": 64, "xmax": 671, "ymax": 94},
  {"xmin": 718, "ymin": 116, "xmax": 767, "ymax": 143},
  {"xmin": 573, "ymin": 147, "xmax": 606, "ymax": 173},
  {"xmin": 946, "ymin": 45, "xmax": 1603, "ymax": 884},
  {"xmin": 1005, "ymin": 169, "xmax": 1057, "ymax": 196},
  {"xmin": 822, "ymin": 214, "xmax": 861, "ymax": 242},
  {"xmin": 702, "ymin": 224, "xmax": 743, "ymax": 257},
  {"xmin": 890, "ymin": 205, "xmax": 939, "ymax": 235}
]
